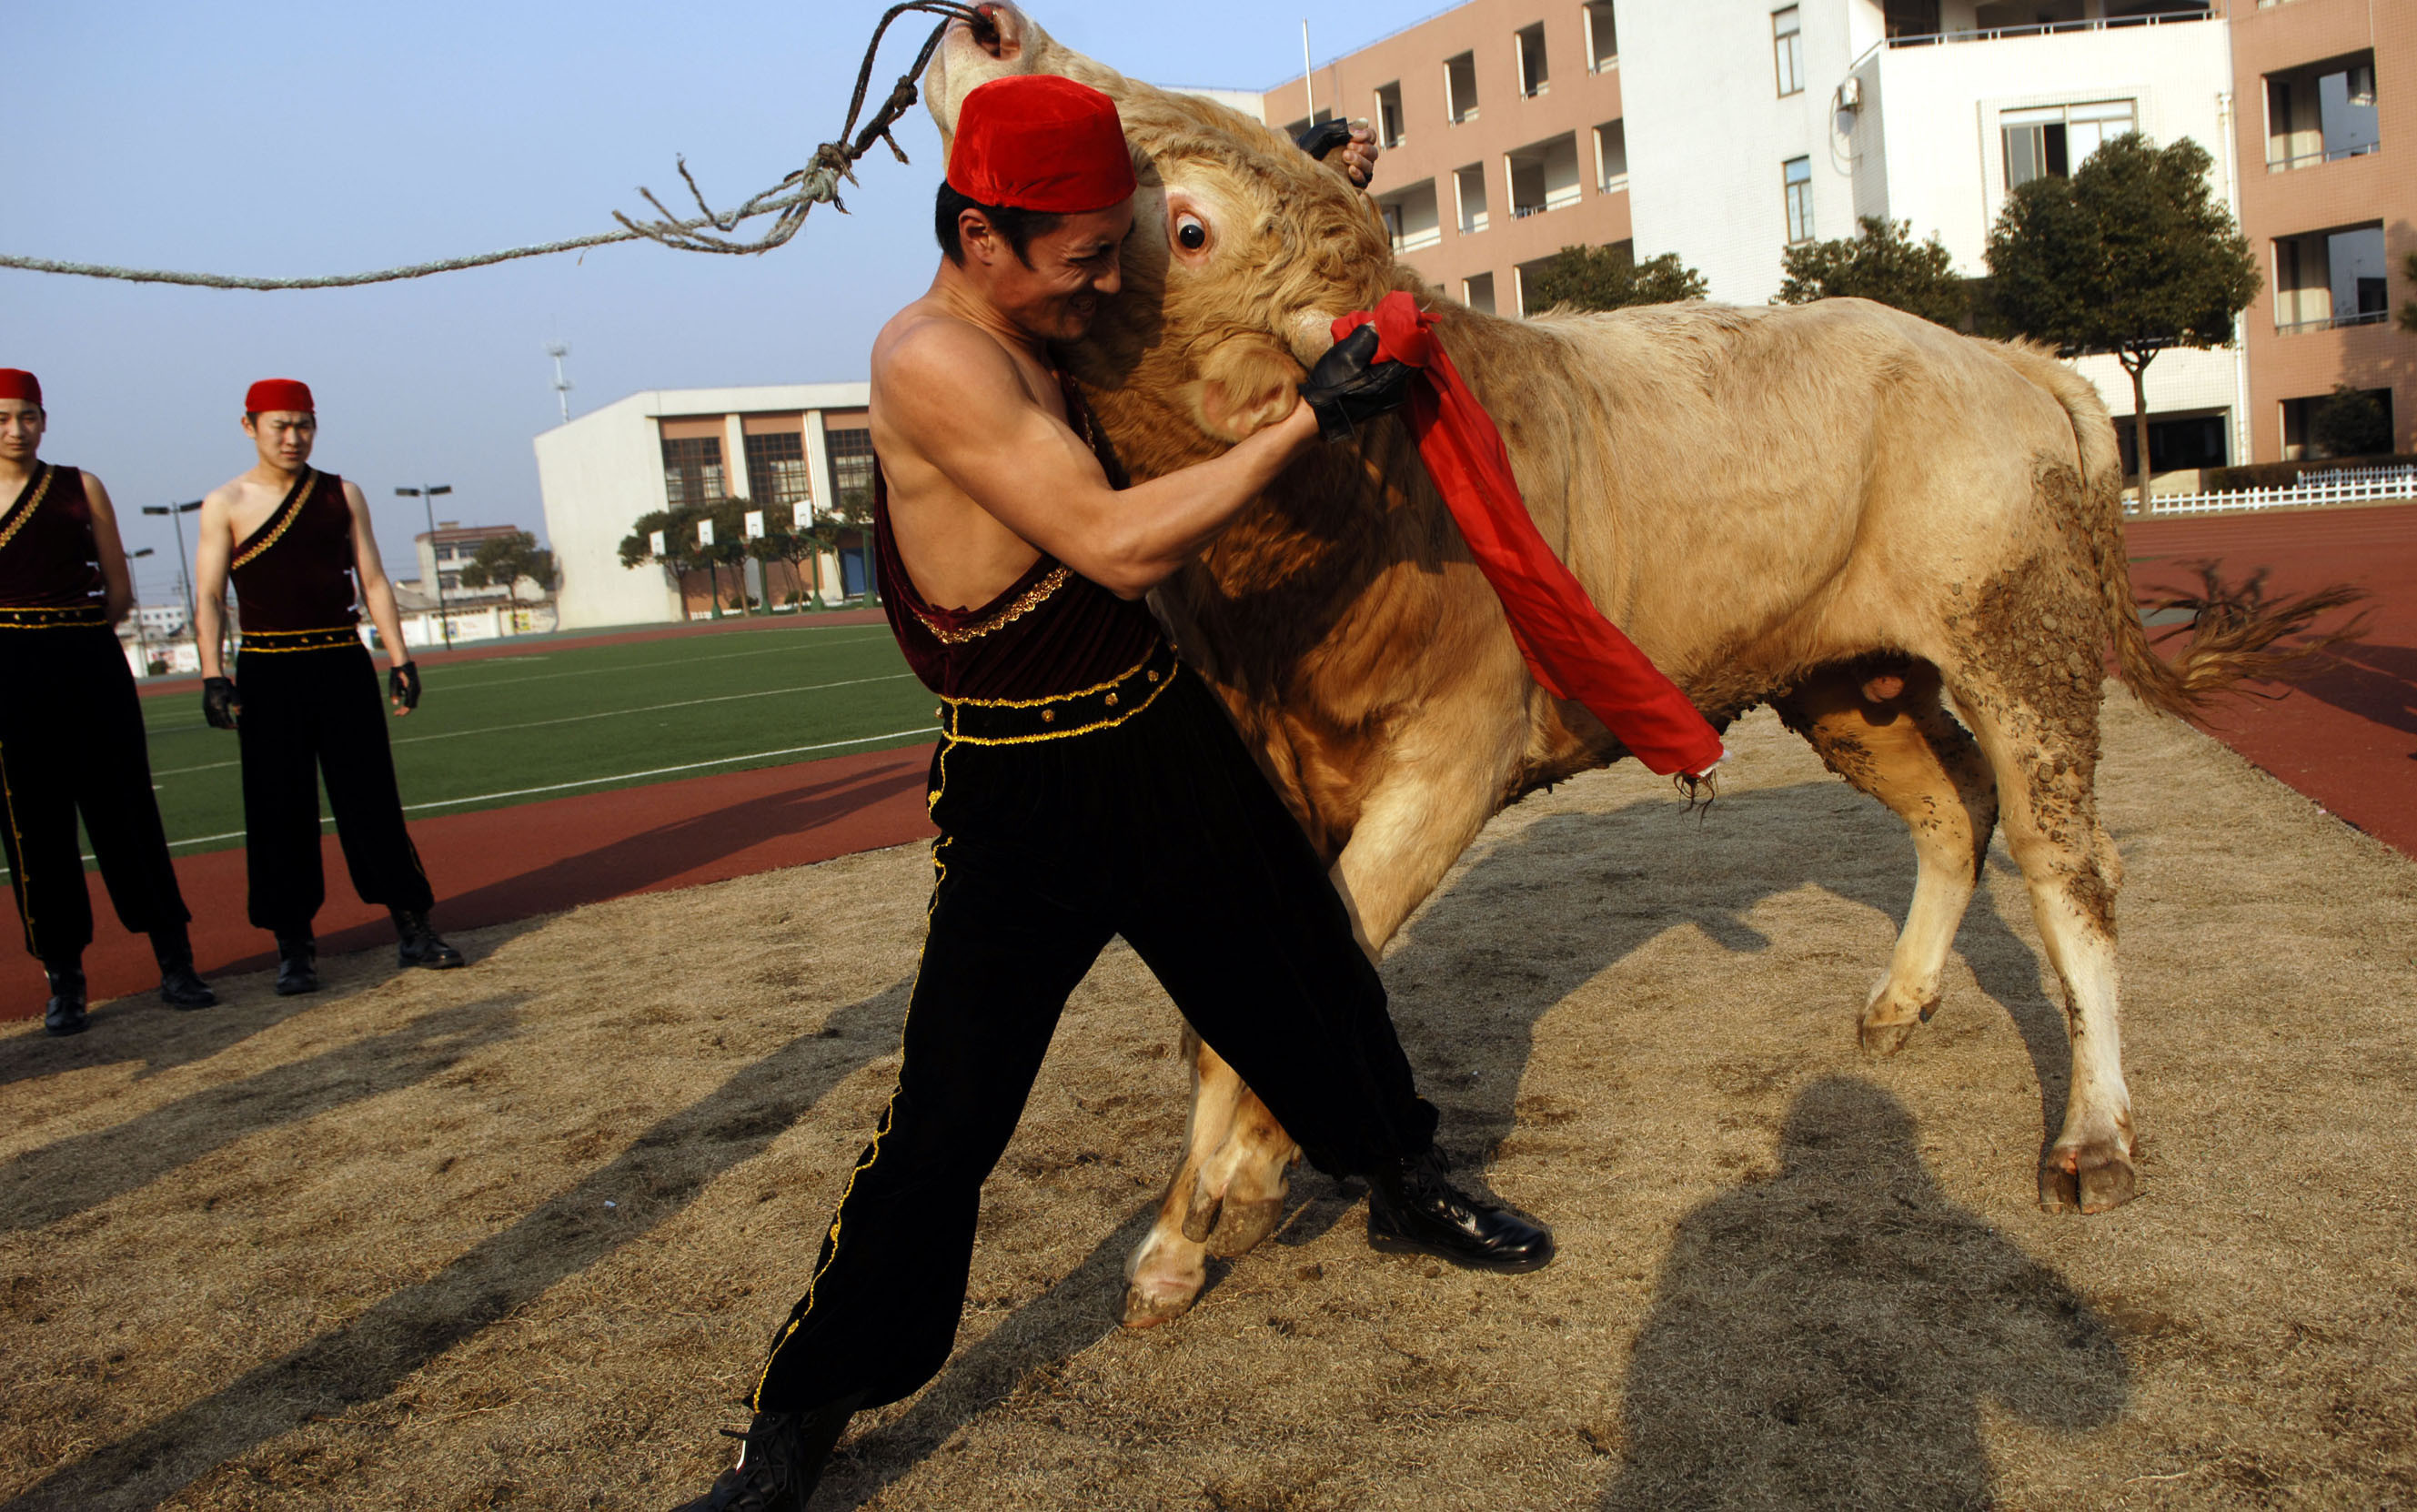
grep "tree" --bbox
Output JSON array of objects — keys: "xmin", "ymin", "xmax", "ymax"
[
  {"xmin": 1985, "ymin": 135, "xmax": 2259, "ymax": 505},
  {"xmin": 454, "ymin": 530, "xmax": 558, "ymax": 600},
  {"xmin": 1524, "ymin": 243, "xmax": 1707, "ymax": 313},
  {"xmin": 2401, "ymin": 251, "xmax": 2417, "ymax": 335},
  {"xmin": 2309, "ymin": 386, "xmax": 2392, "ymax": 459},
  {"xmin": 1778, "ymin": 217, "xmax": 1969, "ymax": 328},
  {"xmin": 746, "ymin": 507, "xmax": 826, "ymax": 608},
  {"xmin": 619, "ymin": 506, "xmax": 708, "ymax": 610}
]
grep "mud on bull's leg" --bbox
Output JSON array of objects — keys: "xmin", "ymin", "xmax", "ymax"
[
  {"xmin": 1777, "ymin": 660, "xmax": 2000, "ymax": 1056},
  {"xmin": 1942, "ymin": 650, "xmax": 2138, "ymax": 1215}
]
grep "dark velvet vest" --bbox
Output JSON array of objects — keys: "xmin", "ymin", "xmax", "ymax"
[
  {"xmin": 873, "ymin": 375, "xmax": 1163, "ymax": 701},
  {"xmin": 229, "ymin": 469, "xmax": 360, "ymax": 633},
  {"xmin": 0, "ymin": 464, "xmax": 106, "ymax": 613}
]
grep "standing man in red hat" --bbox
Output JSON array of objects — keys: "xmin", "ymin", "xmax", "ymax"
[
  {"xmin": 192, "ymin": 379, "xmax": 463, "ymax": 994},
  {"xmin": 676, "ymin": 75, "xmax": 1549, "ymax": 1511},
  {"xmin": 0, "ymin": 368, "xmax": 216, "ymax": 1033}
]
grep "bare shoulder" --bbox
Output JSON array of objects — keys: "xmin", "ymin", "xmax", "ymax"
[
  {"xmin": 875, "ymin": 307, "xmax": 1022, "ymax": 403},
  {"xmin": 338, "ymin": 477, "xmax": 370, "ymax": 510}
]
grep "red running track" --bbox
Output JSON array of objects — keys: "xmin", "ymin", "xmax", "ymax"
[
  {"xmin": 14, "ymin": 506, "xmax": 2404, "ymax": 1018},
  {"xmin": 8, "ymin": 741, "xmax": 938, "ymax": 1017},
  {"xmin": 2124, "ymin": 502, "xmax": 2415, "ymax": 856}
]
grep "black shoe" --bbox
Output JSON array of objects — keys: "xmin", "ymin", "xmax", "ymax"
[
  {"xmin": 672, "ymin": 1397, "xmax": 860, "ymax": 1512},
  {"xmin": 156, "ymin": 960, "xmax": 217, "ymax": 1011},
  {"xmin": 43, "ymin": 963, "xmax": 88, "ymax": 1037},
  {"xmin": 1367, "ymin": 1149, "xmax": 1556, "ymax": 1274},
  {"xmin": 274, "ymin": 935, "xmax": 319, "ymax": 997},
  {"xmin": 393, "ymin": 911, "xmax": 465, "ymax": 970}
]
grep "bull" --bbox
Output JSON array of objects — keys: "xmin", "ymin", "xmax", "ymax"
[{"xmin": 921, "ymin": 5, "xmax": 2348, "ymax": 1327}]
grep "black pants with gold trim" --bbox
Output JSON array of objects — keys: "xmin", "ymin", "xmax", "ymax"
[
  {"xmin": 750, "ymin": 648, "xmax": 1438, "ymax": 1414},
  {"xmin": 235, "ymin": 638, "xmax": 433, "ymax": 934},
  {"xmin": 0, "ymin": 622, "xmax": 192, "ymax": 965}
]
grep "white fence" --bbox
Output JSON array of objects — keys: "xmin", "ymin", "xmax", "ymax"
[{"xmin": 2140, "ymin": 464, "xmax": 2417, "ymax": 519}]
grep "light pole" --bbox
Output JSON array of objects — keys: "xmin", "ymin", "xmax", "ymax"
[
  {"xmin": 140, "ymin": 499, "xmax": 202, "ymax": 634},
  {"xmin": 128, "ymin": 547, "xmax": 156, "ymax": 673},
  {"xmin": 395, "ymin": 484, "xmax": 454, "ymax": 650}
]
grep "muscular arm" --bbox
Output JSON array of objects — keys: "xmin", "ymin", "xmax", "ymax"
[
  {"xmin": 83, "ymin": 473, "xmax": 134, "ymax": 624},
  {"xmin": 344, "ymin": 480, "xmax": 412, "ymax": 699},
  {"xmin": 882, "ymin": 319, "xmax": 1317, "ymax": 600},
  {"xmin": 194, "ymin": 490, "xmax": 236, "ymax": 680}
]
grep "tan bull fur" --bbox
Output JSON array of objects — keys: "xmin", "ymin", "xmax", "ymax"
[{"xmin": 925, "ymin": 7, "xmax": 2352, "ymax": 1328}]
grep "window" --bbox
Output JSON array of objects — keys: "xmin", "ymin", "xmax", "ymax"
[
  {"xmin": 1375, "ymin": 82, "xmax": 1405, "ymax": 148},
  {"xmin": 1463, "ymin": 272, "xmax": 1497, "ymax": 315},
  {"xmin": 1884, "ymin": 0, "xmax": 1940, "ymax": 38},
  {"xmin": 1584, "ymin": 1, "xmax": 1618, "ymax": 70},
  {"xmin": 744, "ymin": 429, "xmax": 812, "ymax": 510},
  {"xmin": 1594, "ymin": 120, "xmax": 1627, "ymax": 191},
  {"xmin": 1376, "ymin": 180, "xmax": 1443, "ymax": 253},
  {"xmin": 433, "ymin": 544, "xmax": 456, "ymax": 562},
  {"xmin": 1455, "ymin": 163, "xmax": 1490, "ymax": 235},
  {"xmin": 823, "ymin": 426, "xmax": 875, "ymax": 516},
  {"xmin": 1773, "ymin": 7, "xmax": 1803, "ymax": 96},
  {"xmin": 1515, "ymin": 22, "xmax": 1548, "ymax": 96},
  {"xmin": 2273, "ymin": 223, "xmax": 2389, "ymax": 331},
  {"xmin": 2265, "ymin": 53, "xmax": 2380, "ymax": 170},
  {"xmin": 660, "ymin": 435, "xmax": 725, "ymax": 507},
  {"xmin": 1445, "ymin": 52, "xmax": 1479, "ymax": 124},
  {"xmin": 2002, "ymin": 100, "xmax": 2135, "ymax": 189},
  {"xmin": 1506, "ymin": 133, "xmax": 1582, "ymax": 218},
  {"xmin": 1783, "ymin": 156, "xmax": 1813, "ymax": 244}
]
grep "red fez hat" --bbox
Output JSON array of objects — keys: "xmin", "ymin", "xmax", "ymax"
[
  {"xmin": 246, "ymin": 378, "xmax": 315, "ymax": 415},
  {"xmin": 947, "ymin": 75, "xmax": 1136, "ymax": 214},
  {"xmin": 0, "ymin": 369, "xmax": 39, "ymax": 406}
]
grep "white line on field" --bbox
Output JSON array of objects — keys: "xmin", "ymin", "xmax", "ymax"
[
  {"xmin": 428, "ymin": 631, "xmax": 891, "ymax": 690},
  {"xmin": 144, "ymin": 671, "xmax": 919, "ymax": 775},
  {"xmin": 121, "ymin": 726, "xmax": 935, "ymax": 858}
]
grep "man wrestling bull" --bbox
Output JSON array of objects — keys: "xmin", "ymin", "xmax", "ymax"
[{"xmin": 678, "ymin": 76, "xmax": 1550, "ymax": 1510}]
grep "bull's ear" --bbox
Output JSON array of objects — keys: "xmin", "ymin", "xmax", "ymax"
[{"xmin": 1185, "ymin": 339, "xmax": 1304, "ymax": 442}]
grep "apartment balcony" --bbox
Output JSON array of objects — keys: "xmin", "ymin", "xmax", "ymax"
[
  {"xmin": 2272, "ymin": 223, "xmax": 2390, "ymax": 335},
  {"xmin": 1376, "ymin": 178, "xmax": 1444, "ymax": 255},
  {"xmin": 1878, "ymin": 3, "xmax": 2214, "ymax": 50},
  {"xmin": 2263, "ymin": 50, "xmax": 2380, "ymax": 172},
  {"xmin": 1506, "ymin": 133, "xmax": 1582, "ymax": 220}
]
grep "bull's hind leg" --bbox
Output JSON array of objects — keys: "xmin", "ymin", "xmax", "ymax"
[
  {"xmin": 1776, "ymin": 661, "xmax": 1999, "ymax": 1054},
  {"xmin": 1941, "ymin": 647, "xmax": 2137, "ymax": 1215}
]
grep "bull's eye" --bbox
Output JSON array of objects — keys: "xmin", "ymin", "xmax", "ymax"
[{"xmin": 1174, "ymin": 215, "xmax": 1208, "ymax": 252}]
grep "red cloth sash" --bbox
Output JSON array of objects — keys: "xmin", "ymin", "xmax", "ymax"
[{"xmin": 1330, "ymin": 293, "xmax": 1725, "ymax": 778}]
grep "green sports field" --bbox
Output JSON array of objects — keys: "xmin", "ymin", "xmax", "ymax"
[{"xmin": 136, "ymin": 621, "xmax": 932, "ymax": 860}]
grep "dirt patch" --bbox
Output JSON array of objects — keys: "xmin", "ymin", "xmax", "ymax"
[{"xmin": 2, "ymin": 689, "xmax": 2412, "ymax": 1509}]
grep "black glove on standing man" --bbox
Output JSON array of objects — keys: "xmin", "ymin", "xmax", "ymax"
[
  {"xmin": 388, "ymin": 660, "xmax": 421, "ymax": 713},
  {"xmin": 201, "ymin": 676, "xmax": 240, "ymax": 730}
]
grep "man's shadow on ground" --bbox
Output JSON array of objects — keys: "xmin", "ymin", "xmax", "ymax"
[{"xmin": 1599, "ymin": 1076, "xmax": 2126, "ymax": 1509}]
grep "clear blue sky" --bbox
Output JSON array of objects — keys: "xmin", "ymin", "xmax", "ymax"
[{"xmin": 5, "ymin": 1, "xmax": 1414, "ymax": 604}]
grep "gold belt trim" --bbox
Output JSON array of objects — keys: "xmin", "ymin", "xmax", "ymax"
[
  {"xmin": 0, "ymin": 604, "xmax": 106, "ymax": 630},
  {"xmin": 237, "ymin": 624, "xmax": 361, "ymax": 653},
  {"xmin": 936, "ymin": 642, "xmax": 1178, "ymax": 745}
]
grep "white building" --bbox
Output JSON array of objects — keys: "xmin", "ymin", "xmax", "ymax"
[
  {"xmin": 1618, "ymin": 0, "xmax": 2242, "ymax": 476},
  {"xmin": 533, "ymin": 382, "xmax": 873, "ymax": 631}
]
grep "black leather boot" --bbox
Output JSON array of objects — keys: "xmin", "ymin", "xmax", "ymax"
[
  {"xmin": 672, "ymin": 1396, "xmax": 861, "ymax": 1512},
  {"xmin": 274, "ymin": 932, "xmax": 319, "ymax": 997},
  {"xmin": 392, "ymin": 910, "xmax": 465, "ymax": 970},
  {"xmin": 1367, "ymin": 1148, "xmax": 1556, "ymax": 1274},
  {"xmin": 42, "ymin": 962, "xmax": 88, "ymax": 1037},
  {"xmin": 153, "ymin": 926, "xmax": 217, "ymax": 1010}
]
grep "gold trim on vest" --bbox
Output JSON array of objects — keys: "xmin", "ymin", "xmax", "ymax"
[{"xmin": 237, "ymin": 624, "xmax": 361, "ymax": 653}]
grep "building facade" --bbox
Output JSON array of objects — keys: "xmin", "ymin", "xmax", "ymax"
[
  {"xmin": 534, "ymin": 382, "xmax": 873, "ymax": 631},
  {"xmin": 1245, "ymin": 0, "xmax": 2416, "ymax": 484},
  {"xmin": 2225, "ymin": 0, "xmax": 2412, "ymax": 459}
]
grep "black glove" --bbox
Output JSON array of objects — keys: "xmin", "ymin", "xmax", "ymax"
[
  {"xmin": 1299, "ymin": 324, "xmax": 1417, "ymax": 443},
  {"xmin": 1294, "ymin": 118, "xmax": 1354, "ymax": 161},
  {"xmin": 202, "ymin": 676, "xmax": 240, "ymax": 730},
  {"xmin": 388, "ymin": 660, "xmax": 421, "ymax": 711}
]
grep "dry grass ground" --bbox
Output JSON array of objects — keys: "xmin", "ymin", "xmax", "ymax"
[{"xmin": 3, "ymin": 687, "xmax": 2412, "ymax": 1511}]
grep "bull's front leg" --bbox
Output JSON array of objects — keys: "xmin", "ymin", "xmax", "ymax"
[{"xmin": 1121, "ymin": 731, "xmax": 1516, "ymax": 1326}]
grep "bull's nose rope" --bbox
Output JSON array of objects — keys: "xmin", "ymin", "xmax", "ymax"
[{"xmin": 0, "ymin": 1, "xmax": 993, "ymax": 290}]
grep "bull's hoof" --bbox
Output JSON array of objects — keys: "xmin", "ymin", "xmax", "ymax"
[
  {"xmin": 1119, "ymin": 1276, "xmax": 1201, "ymax": 1329},
  {"xmin": 1203, "ymin": 1195, "xmax": 1284, "ymax": 1259},
  {"xmin": 1858, "ymin": 982, "xmax": 1937, "ymax": 1057},
  {"xmin": 2038, "ymin": 1139, "xmax": 2138, "ymax": 1215}
]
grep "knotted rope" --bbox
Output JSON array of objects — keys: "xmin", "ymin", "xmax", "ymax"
[{"xmin": 0, "ymin": 1, "xmax": 990, "ymax": 291}]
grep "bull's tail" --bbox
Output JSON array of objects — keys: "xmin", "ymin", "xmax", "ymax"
[{"xmin": 1994, "ymin": 341, "xmax": 2366, "ymax": 717}]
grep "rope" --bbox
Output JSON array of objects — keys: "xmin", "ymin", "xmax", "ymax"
[{"xmin": 0, "ymin": 1, "xmax": 990, "ymax": 292}]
